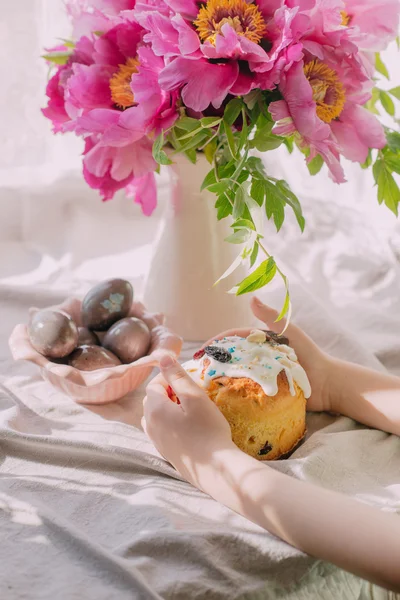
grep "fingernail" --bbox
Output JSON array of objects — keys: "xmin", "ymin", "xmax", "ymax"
[{"xmin": 160, "ymin": 354, "xmax": 175, "ymax": 368}]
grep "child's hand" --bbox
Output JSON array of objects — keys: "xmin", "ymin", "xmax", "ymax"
[
  {"xmin": 207, "ymin": 297, "xmax": 334, "ymax": 413},
  {"xmin": 143, "ymin": 355, "xmax": 234, "ymax": 488}
]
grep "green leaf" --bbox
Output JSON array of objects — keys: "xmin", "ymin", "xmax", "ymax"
[
  {"xmin": 58, "ymin": 38, "xmax": 75, "ymax": 48},
  {"xmin": 373, "ymin": 159, "xmax": 384, "ymax": 190},
  {"xmin": 175, "ymin": 116, "xmax": 200, "ymax": 131},
  {"xmin": 236, "ymin": 257, "xmax": 277, "ymax": 295},
  {"xmin": 250, "ymin": 113, "xmax": 283, "ymax": 152},
  {"xmin": 225, "ymin": 229, "xmax": 251, "ymax": 244},
  {"xmin": 200, "ymin": 117, "xmax": 222, "ymax": 128},
  {"xmin": 201, "ymin": 169, "xmax": 217, "ymax": 191},
  {"xmin": 389, "ymin": 86, "xmax": 400, "ymax": 101},
  {"xmin": 250, "ymin": 179, "xmax": 265, "ymax": 206},
  {"xmin": 249, "ymin": 242, "xmax": 259, "ymax": 268},
  {"xmin": 384, "ymin": 154, "xmax": 400, "ymax": 176},
  {"xmin": 264, "ymin": 181, "xmax": 285, "ymax": 231},
  {"xmin": 176, "ymin": 126, "xmax": 203, "ymax": 141},
  {"xmin": 283, "ymin": 137, "xmax": 294, "ymax": 154},
  {"xmin": 246, "ymin": 156, "xmax": 267, "ymax": 179},
  {"xmin": 42, "ymin": 51, "xmax": 72, "ymax": 65},
  {"xmin": 250, "ymin": 134, "xmax": 283, "ymax": 152},
  {"xmin": 178, "ymin": 130, "xmax": 210, "ymax": 153},
  {"xmin": 386, "ymin": 131, "xmax": 400, "ymax": 153},
  {"xmin": 222, "ymin": 120, "xmax": 237, "ymax": 158},
  {"xmin": 244, "ymin": 90, "xmax": 261, "ymax": 110},
  {"xmin": 375, "ymin": 53, "xmax": 389, "ymax": 79},
  {"xmin": 239, "ymin": 109, "xmax": 249, "ymax": 151},
  {"xmin": 184, "ymin": 148, "xmax": 197, "ymax": 164},
  {"xmin": 204, "ymin": 138, "xmax": 217, "ymax": 164},
  {"xmin": 207, "ymin": 179, "xmax": 231, "ymax": 194},
  {"xmin": 307, "ymin": 154, "xmax": 324, "ymax": 176},
  {"xmin": 276, "ymin": 180, "xmax": 305, "ymax": 232},
  {"xmin": 224, "ymin": 98, "xmax": 243, "ymax": 126},
  {"xmin": 361, "ymin": 150, "xmax": 373, "ymax": 170},
  {"xmin": 276, "ymin": 289, "xmax": 291, "ymax": 322},
  {"xmin": 215, "ymin": 194, "xmax": 232, "ymax": 220},
  {"xmin": 380, "ymin": 90, "xmax": 395, "ymax": 117},
  {"xmin": 237, "ymin": 169, "xmax": 250, "ymax": 184},
  {"xmin": 214, "ymin": 252, "xmax": 244, "ymax": 286},
  {"xmin": 377, "ymin": 166, "xmax": 400, "ymax": 215},
  {"xmin": 232, "ymin": 218, "xmax": 256, "ymax": 231},
  {"xmin": 365, "ymin": 87, "xmax": 381, "ymax": 115},
  {"xmin": 152, "ymin": 132, "xmax": 173, "ymax": 166},
  {"xmin": 233, "ymin": 185, "xmax": 245, "ymax": 220}
]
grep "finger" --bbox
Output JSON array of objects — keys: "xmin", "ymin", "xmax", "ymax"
[
  {"xmin": 144, "ymin": 381, "xmax": 179, "ymax": 420},
  {"xmin": 250, "ymin": 297, "xmax": 284, "ymax": 330},
  {"xmin": 201, "ymin": 328, "xmax": 253, "ymax": 348},
  {"xmin": 251, "ymin": 297, "xmax": 315, "ymax": 352},
  {"xmin": 159, "ymin": 355, "xmax": 207, "ymax": 410}
]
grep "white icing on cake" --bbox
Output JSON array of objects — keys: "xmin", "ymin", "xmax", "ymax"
[{"xmin": 184, "ymin": 333, "xmax": 311, "ymax": 399}]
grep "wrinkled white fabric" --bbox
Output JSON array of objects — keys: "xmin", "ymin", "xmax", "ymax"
[{"xmin": 1, "ymin": 2, "xmax": 400, "ymax": 598}]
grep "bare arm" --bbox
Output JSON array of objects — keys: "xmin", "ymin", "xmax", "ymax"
[
  {"xmin": 250, "ymin": 297, "xmax": 400, "ymax": 436},
  {"xmin": 206, "ymin": 446, "xmax": 400, "ymax": 592},
  {"xmin": 144, "ymin": 357, "xmax": 400, "ymax": 593},
  {"xmin": 328, "ymin": 358, "xmax": 400, "ymax": 436}
]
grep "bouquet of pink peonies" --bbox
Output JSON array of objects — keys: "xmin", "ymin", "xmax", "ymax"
[{"xmin": 43, "ymin": 0, "xmax": 400, "ymax": 317}]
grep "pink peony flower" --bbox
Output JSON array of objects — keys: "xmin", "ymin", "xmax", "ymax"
[
  {"xmin": 42, "ymin": 15, "xmax": 178, "ymax": 208},
  {"xmin": 42, "ymin": 66, "xmax": 71, "ymax": 133},
  {"xmin": 342, "ymin": 0, "xmax": 400, "ymax": 51},
  {"xmin": 269, "ymin": 0, "xmax": 387, "ymax": 181},
  {"xmin": 138, "ymin": 0, "xmax": 308, "ymax": 110},
  {"xmin": 270, "ymin": 45, "xmax": 385, "ymax": 181}
]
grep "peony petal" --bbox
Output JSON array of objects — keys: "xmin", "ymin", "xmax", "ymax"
[
  {"xmin": 66, "ymin": 63, "xmax": 115, "ymax": 111},
  {"xmin": 42, "ymin": 67, "xmax": 70, "ymax": 132},
  {"xmin": 142, "ymin": 13, "xmax": 181, "ymax": 56},
  {"xmin": 164, "ymin": 0, "xmax": 198, "ymax": 19},
  {"xmin": 279, "ymin": 61, "xmax": 330, "ymax": 140},
  {"xmin": 331, "ymin": 104, "xmax": 386, "ymax": 163},
  {"xmin": 75, "ymin": 108, "xmax": 120, "ymax": 135},
  {"xmin": 345, "ymin": 0, "xmax": 400, "ymax": 51},
  {"xmin": 159, "ymin": 56, "xmax": 239, "ymax": 112},
  {"xmin": 126, "ymin": 172, "xmax": 158, "ymax": 216},
  {"xmin": 172, "ymin": 14, "xmax": 201, "ymax": 55}
]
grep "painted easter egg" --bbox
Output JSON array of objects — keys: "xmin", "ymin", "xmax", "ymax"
[
  {"xmin": 102, "ymin": 317, "xmax": 151, "ymax": 364},
  {"xmin": 28, "ymin": 310, "xmax": 78, "ymax": 359},
  {"xmin": 68, "ymin": 345, "xmax": 121, "ymax": 371},
  {"xmin": 81, "ymin": 279, "xmax": 133, "ymax": 331}
]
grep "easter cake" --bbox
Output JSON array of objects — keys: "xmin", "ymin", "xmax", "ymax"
[{"xmin": 184, "ymin": 329, "xmax": 311, "ymax": 461}]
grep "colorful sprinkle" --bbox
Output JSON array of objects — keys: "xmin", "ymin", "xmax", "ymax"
[
  {"xmin": 208, "ymin": 369, "xmax": 216, "ymax": 376},
  {"xmin": 228, "ymin": 347, "xmax": 236, "ymax": 353}
]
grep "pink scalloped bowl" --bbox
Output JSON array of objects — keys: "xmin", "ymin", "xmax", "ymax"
[{"xmin": 9, "ymin": 297, "xmax": 183, "ymax": 405}]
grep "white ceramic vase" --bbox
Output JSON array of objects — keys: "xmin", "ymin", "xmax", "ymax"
[{"xmin": 143, "ymin": 153, "xmax": 256, "ymax": 341}]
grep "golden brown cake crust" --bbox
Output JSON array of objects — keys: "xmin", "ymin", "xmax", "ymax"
[{"xmin": 207, "ymin": 371, "xmax": 306, "ymax": 461}]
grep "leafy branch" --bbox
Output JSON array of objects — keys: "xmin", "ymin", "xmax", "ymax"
[{"xmin": 152, "ymin": 95, "xmax": 303, "ymax": 320}]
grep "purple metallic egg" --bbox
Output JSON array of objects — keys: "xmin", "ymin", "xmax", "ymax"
[
  {"xmin": 77, "ymin": 327, "xmax": 99, "ymax": 346},
  {"xmin": 68, "ymin": 345, "xmax": 121, "ymax": 371},
  {"xmin": 102, "ymin": 317, "xmax": 151, "ymax": 364},
  {"xmin": 81, "ymin": 279, "xmax": 134, "ymax": 331},
  {"xmin": 28, "ymin": 310, "xmax": 78, "ymax": 359}
]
